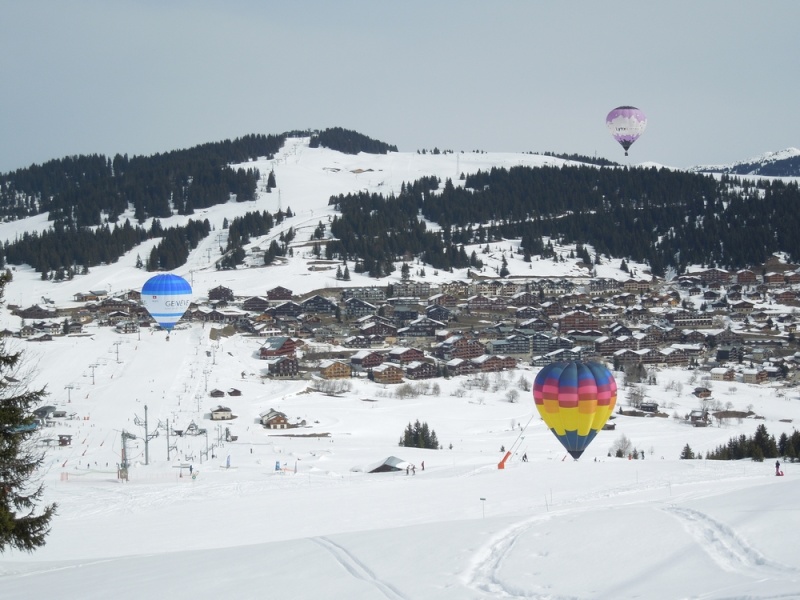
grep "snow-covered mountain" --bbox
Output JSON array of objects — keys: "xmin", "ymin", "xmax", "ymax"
[
  {"xmin": 691, "ymin": 147, "xmax": 800, "ymax": 176},
  {"xmin": 2, "ymin": 138, "xmax": 800, "ymax": 599}
]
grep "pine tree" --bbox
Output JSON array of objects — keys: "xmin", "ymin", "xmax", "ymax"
[
  {"xmin": 0, "ymin": 275, "xmax": 57, "ymax": 552},
  {"xmin": 680, "ymin": 444, "xmax": 695, "ymax": 460}
]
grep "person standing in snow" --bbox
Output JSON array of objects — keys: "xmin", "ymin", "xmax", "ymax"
[{"xmin": 776, "ymin": 460, "xmax": 781, "ymax": 476}]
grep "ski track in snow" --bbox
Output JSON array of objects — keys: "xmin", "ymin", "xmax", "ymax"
[
  {"xmin": 665, "ymin": 505, "xmax": 796, "ymax": 578},
  {"xmin": 465, "ymin": 513, "xmax": 570, "ymax": 600},
  {"xmin": 312, "ymin": 536, "xmax": 408, "ymax": 600}
]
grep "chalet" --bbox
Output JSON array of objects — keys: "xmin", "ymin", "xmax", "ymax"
[
  {"xmin": 559, "ymin": 310, "xmax": 598, "ymax": 331},
  {"xmin": 260, "ymin": 409, "xmax": 290, "ymax": 429},
  {"xmin": 527, "ymin": 332, "xmax": 553, "ymax": 355},
  {"xmin": 259, "ymin": 336, "xmax": 297, "ymax": 359},
  {"xmin": 17, "ymin": 305, "xmax": 57, "ymax": 320},
  {"xmin": 106, "ymin": 310, "xmax": 133, "ymax": 326},
  {"xmin": 729, "ymin": 300, "xmax": 756, "ymax": 315},
  {"xmin": 341, "ymin": 287, "xmax": 386, "ymax": 302},
  {"xmin": 227, "ymin": 388, "xmax": 242, "ymax": 396},
  {"xmin": 272, "ymin": 301, "xmax": 303, "ymax": 318},
  {"xmin": 301, "ymin": 294, "xmax": 338, "ymax": 315},
  {"xmin": 439, "ymin": 280, "xmax": 470, "ymax": 297},
  {"xmin": 489, "ymin": 334, "xmax": 531, "ymax": 356},
  {"xmin": 208, "ymin": 285, "xmax": 234, "ymax": 302},
  {"xmin": 425, "ymin": 304, "xmax": 453, "ymax": 323},
  {"xmin": 688, "ymin": 410, "xmax": 710, "ymax": 427},
  {"xmin": 242, "ymin": 296, "xmax": 271, "ymax": 313},
  {"xmin": 787, "ymin": 271, "xmax": 800, "ymax": 286},
  {"xmin": 736, "ymin": 269, "xmax": 758, "ymax": 286},
  {"xmin": 389, "ymin": 306, "xmax": 420, "ymax": 323},
  {"xmin": 445, "ymin": 357, "xmax": 475, "ymax": 376},
  {"xmin": 318, "ymin": 359, "xmax": 351, "ymax": 379},
  {"xmin": 392, "ymin": 280, "xmax": 432, "ymax": 299},
  {"xmin": 465, "ymin": 294, "xmax": 493, "ymax": 313},
  {"xmin": 710, "ymin": 367, "xmax": 735, "ymax": 381},
  {"xmin": 350, "ymin": 350, "xmax": 385, "ymax": 371},
  {"xmin": 514, "ymin": 306, "xmax": 540, "ymax": 320},
  {"xmin": 544, "ymin": 346, "xmax": 584, "ymax": 363},
  {"xmin": 428, "ymin": 292, "xmax": 458, "ymax": 308},
  {"xmin": 263, "ymin": 356, "xmax": 299, "ymax": 378},
  {"xmin": 539, "ymin": 301, "xmax": 563, "ymax": 317},
  {"xmin": 697, "ymin": 268, "xmax": 731, "ymax": 285},
  {"xmin": 66, "ymin": 321, "xmax": 84, "ymax": 335},
  {"xmin": 764, "ymin": 272, "xmax": 785, "ymax": 287},
  {"xmin": 623, "ymin": 279, "xmax": 650, "ymax": 293},
  {"xmin": 372, "ymin": 363, "xmax": 404, "ymax": 384},
  {"xmin": 471, "ymin": 354, "xmax": 516, "ymax": 372},
  {"xmin": 399, "ymin": 316, "xmax": 444, "ymax": 338},
  {"xmin": 387, "ymin": 347, "xmax": 425, "ymax": 364},
  {"xmin": 404, "ymin": 361, "xmax": 438, "ymax": 380},
  {"xmin": 344, "ymin": 297, "xmax": 377, "ymax": 319},
  {"xmin": 343, "ymin": 335, "xmax": 384, "ymax": 349},
  {"xmin": 210, "ymin": 405, "xmax": 233, "ymax": 420},
  {"xmin": 209, "ymin": 389, "xmax": 226, "ymax": 398},
  {"xmin": 267, "ymin": 286, "xmax": 293, "ymax": 301},
  {"xmin": 742, "ymin": 368, "xmax": 768, "ymax": 384},
  {"xmin": 359, "ymin": 320, "xmax": 398, "ymax": 338},
  {"xmin": 693, "ymin": 387, "xmax": 712, "ymax": 398},
  {"xmin": 434, "ymin": 336, "xmax": 485, "ymax": 361},
  {"xmin": 640, "ymin": 402, "xmax": 659, "ymax": 413},
  {"xmin": 115, "ymin": 320, "xmax": 140, "ymax": 334},
  {"xmin": 517, "ymin": 317, "xmax": 550, "ymax": 332}
]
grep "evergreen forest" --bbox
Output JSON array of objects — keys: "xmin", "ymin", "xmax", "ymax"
[
  {"xmin": 2, "ymin": 128, "xmax": 800, "ymax": 281},
  {"xmin": 326, "ymin": 164, "xmax": 800, "ymax": 278}
]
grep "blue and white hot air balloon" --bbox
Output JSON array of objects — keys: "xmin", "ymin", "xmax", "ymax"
[{"xmin": 141, "ymin": 274, "xmax": 192, "ymax": 337}]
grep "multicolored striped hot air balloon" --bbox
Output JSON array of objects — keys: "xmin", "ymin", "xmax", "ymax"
[
  {"xmin": 533, "ymin": 361, "xmax": 617, "ymax": 459},
  {"xmin": 606, "ymin": 106, "xmax": 647, "ymax": 156},
  {"xmin": 141, "ymin": 273, "xmax": 192, "ymax": 336}
]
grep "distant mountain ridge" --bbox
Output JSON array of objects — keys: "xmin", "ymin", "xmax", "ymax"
[{"xmin": 691, "ymin": 148, "xmax": 800, "ymax": 177}]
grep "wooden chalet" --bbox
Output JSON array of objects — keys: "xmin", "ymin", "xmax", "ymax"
[
  {"xmin": 386, "ymin": 347, "xmax": 425, "ymax": 364},
  {"xmin": 350, "ymin": 350, "xmax": 385, "ymax": 372},
  {"xmin": 318, "ymin": 359, "xmax": 351, "ymax": 379},
  {"xmin": 267, "ymin": 286, "xmax": 293, "ymax": 301},
  {"xmin": 259, "ymin": 336, "xmax": 297, "ymax": 359},
  {"xmin": 260, "ymin": 409, "xmax": 290, "ymax": 429},
  {"xmin": 263, "ymin": 356, "xmax": 299, "ymax": 378},
  {"xmin": 208, "ymin": 285, "xmax": 234, "ymax": 302},
  {"xmin": 372, "ymin": 363, "xmax": 404, "ymax": 384},
  {"xmin": 404, "ymin": 360, "xmax": 438, "ymax": 380}
]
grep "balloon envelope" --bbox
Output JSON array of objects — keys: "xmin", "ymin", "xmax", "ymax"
[
  {"xmin": 533, "ymin": 361, "xmax": 617, "ymax": 459},
  {"xmin": 141, "ymin": 274, "xmax": 192, "ymax": 331},
  {"xmin": 606, "ymin": 106, "xmax": 647, "ymax": 155}
]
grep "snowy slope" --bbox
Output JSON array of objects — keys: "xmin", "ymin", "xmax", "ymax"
[{"xmin": 1, "ymin": 139, "xmax": 799, "ymax": 599}]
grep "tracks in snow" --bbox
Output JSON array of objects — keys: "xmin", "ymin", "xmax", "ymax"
[
  {"xmin": 664, "ymin": 505, "xmax": 796, "ymax": 577},
  {"xmin": 312, "ymin": 536, "xmax": 408, "ymax": 600}
]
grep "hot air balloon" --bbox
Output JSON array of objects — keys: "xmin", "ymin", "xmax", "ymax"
[
  {"xmin": 606, "ymin": 106, "xmax": 647, "ymax": 156},
  {"xmin": 533, "ymin": 361, "xmax": 617, "ymax": 459},
  {"xmin": 141, "ymin": 273, "xmax": 192, "ymax": 338}
]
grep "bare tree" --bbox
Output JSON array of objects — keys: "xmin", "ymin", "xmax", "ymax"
[{"xmin": 610, "ymin": 433, "xmax": 633, "ymax": 458}]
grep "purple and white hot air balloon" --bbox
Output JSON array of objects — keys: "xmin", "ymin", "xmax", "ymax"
[{"xmin": 606, "ymin": 106, "xmax": 647, "ymax": 156}]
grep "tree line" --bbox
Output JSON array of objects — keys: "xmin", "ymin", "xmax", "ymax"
[
  {"xmin": 0, "ymin": 133, "xmax": 285, "ymax": 228},
  {"xmin": 326, "ymin": 164, "xmax": 800, "ymax": 279}
]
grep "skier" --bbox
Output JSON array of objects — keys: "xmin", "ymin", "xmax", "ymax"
[{"xmin": 776, "ymin": 460, "xmax": 782, "ymax": 476}]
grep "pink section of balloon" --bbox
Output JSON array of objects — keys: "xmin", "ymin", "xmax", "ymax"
[{"xmin": 606, "ymin": 106, "xmax": 647, "ymax": 156}]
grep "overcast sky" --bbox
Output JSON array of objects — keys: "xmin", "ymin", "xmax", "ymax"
[{"xmin": 2, "ymin": 1, "xmax": 798, "ymax": 173}]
